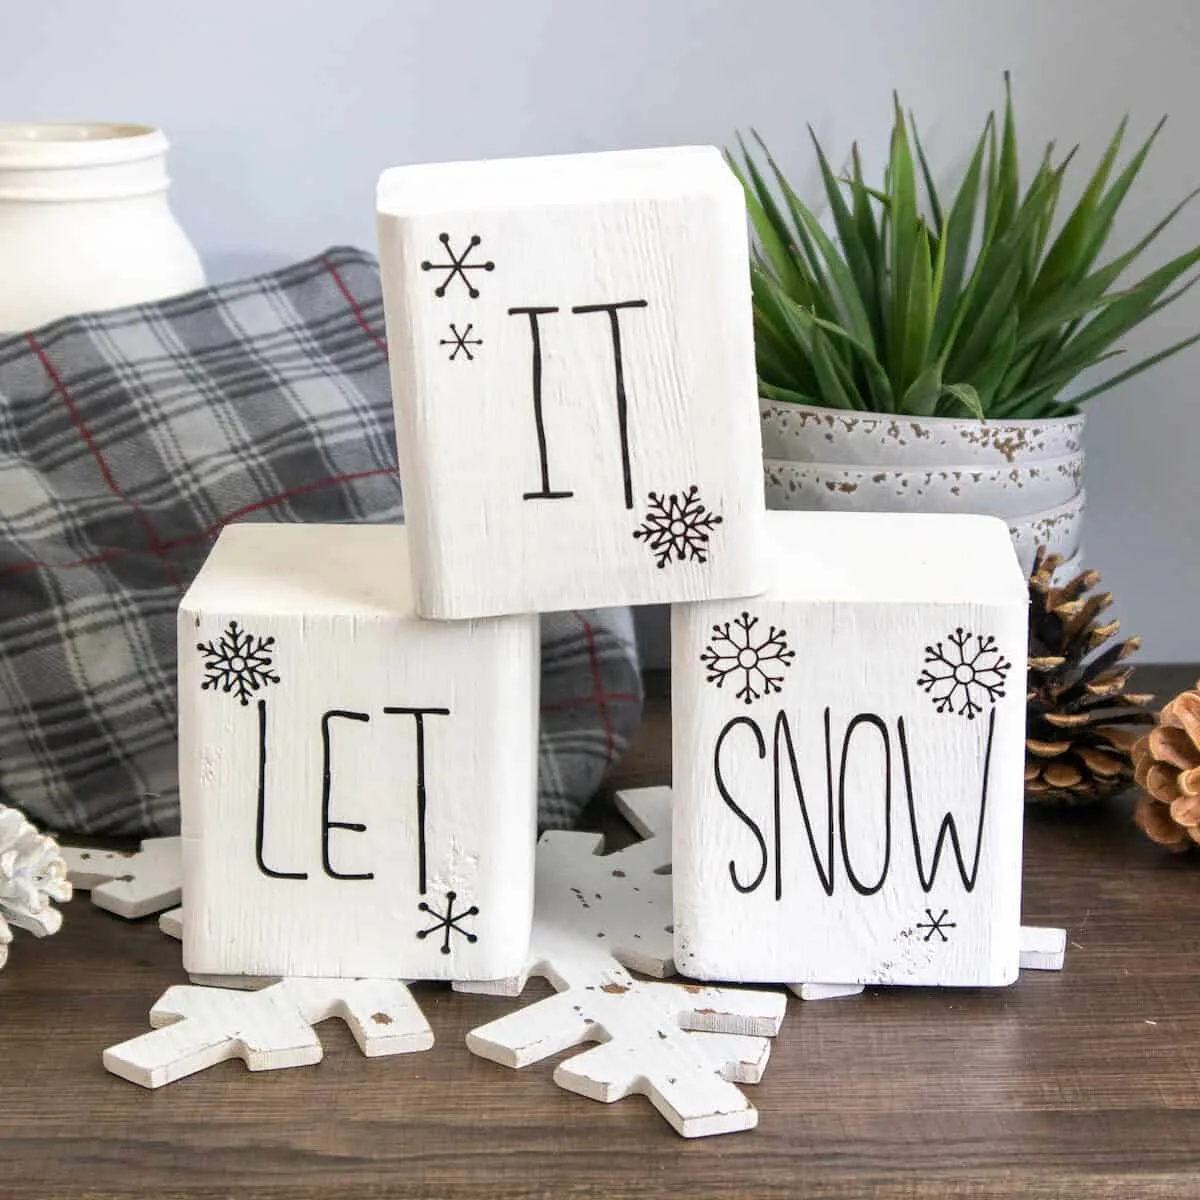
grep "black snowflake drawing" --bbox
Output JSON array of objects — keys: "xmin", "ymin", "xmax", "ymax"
[
  {"xmin": 417, "ymin": 891, "xmax": 479, "ymax": 954},
  {"xmin": 420, "ymin": 233, "xmax": 495, "ymax": 298},
  {"xmin": 196, "ymin": 620, "xmax": 280, "ymax": 706},
  {"xmin": 701, "ymin": 612, "xmax": 795, "ymax": 705},
  {"xmin": 916, "ymin": 908, "xmax": 956, "ymax": 943},
  {"xmin": 632, "ymin": 485, "xmax": 724, "ymax": 568},
  {"xmin": 917, "ymin": 627, "xmax": 1011, "ymax": 720},
  {"xmin": 439, "ymin": 322, "xmax": 482, "ymax": 361}
]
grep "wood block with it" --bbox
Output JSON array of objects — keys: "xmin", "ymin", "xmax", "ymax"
[
  {"xmin": 178, "ymin": 523, "xmax": 539, "ymax": 982},
  {"xmin": 376, "ymin": 146, "xmax": 766, "ymax": 618},
  {"xmin": 672, "ymin": 511, "xmax": 1029, "ymax": 988}
]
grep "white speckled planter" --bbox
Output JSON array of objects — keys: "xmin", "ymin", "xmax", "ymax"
[
  {"xmin": 760, "ymin": 399, "xmax": 1085, "ymax": 468},
  {"xmin": 1006, "ymin": 491, "xmax": 1085, "ymax": 575},
  {"xmin": 764, "ymin": 453, "xmax": 1084, "ymax": 519},
  {"xmin": 759, "ymin": 399, "xmax": 1086, "ymax": 571}
]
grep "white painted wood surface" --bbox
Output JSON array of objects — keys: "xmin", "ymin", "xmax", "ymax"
[
  {"xmin": 468, "ymin": 974, "xmax": 784, "ymax": 1138},
  {"xmin": 1020, "ymin": 925, "xmax": 1068, "ymax": 971},
  {"xmin": 103, "ymin": 978, "xmax": 434, "ymax": 1088},
  {"xmin": 61, "ymin": 837, "xmax": 180, "ymax": 918},
  {"xmin": 673, "ymin": 511, "xmax": 1030, "ymax": 988},
  {"xmin": 376, "ymin": 146, "xmax": 766, "ymax": 618},
  {"xmin": 456, "ymin": 787, "xmax": 786, "ymax": 1138},
  {"xmin": 789, "ymin": 982, "xmax": 865, "ymax": 1001},
  {"xmin": 158, "ymin": 906, "xmax": 183, "ymax": 940},
  {"xmin": 178, "ymin": 522, "xmax": 539, "ymax": 982}
]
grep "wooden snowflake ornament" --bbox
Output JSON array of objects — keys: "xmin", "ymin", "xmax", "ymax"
[
  {"xmin": 456, "ymin": 787, "xmax": 787, "ymax": 1138},
  {"xmin": 61, "ymin": 836, "xmax": 181, "ymax": 918},
  {"xmin": 0, "ymin": 803, "xmax": 71, "ymax": 969},
  {"xmin": 103, "ymin": 977, "xmax": 434, "ymax": 1088}
]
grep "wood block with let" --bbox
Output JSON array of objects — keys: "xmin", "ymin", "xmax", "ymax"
[
  {"xmin": 376, "ymin": 146, "xmax": 766, "ymax": 618},
  {"xmin": 178, "ymin": 523, "xmax": 538, "ymax": 981},
  {"xmin": 672, "ymin": 511, "xmax": 1029, "ymax": 988}
]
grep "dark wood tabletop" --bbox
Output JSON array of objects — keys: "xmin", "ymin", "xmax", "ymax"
[{"xmin": 3, "ymin": 666, "xmax": 1199, "ymax": 1200}]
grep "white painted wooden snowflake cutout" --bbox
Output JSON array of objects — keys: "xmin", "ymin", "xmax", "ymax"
[{"xmin": 455, "ymin": 787, "xmax": 787, "ymax": 1137}]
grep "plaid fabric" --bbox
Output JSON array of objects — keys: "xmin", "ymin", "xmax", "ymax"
[{"xmin": 0, "ymin": 246, "xmax": 642, "ymax": 836}]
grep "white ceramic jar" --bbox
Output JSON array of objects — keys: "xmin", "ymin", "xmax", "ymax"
[{"xmin": 0, "ymin": 123, "xmax": 205, "ymax": 332}]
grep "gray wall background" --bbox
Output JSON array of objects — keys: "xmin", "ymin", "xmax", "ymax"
[{"xmin": 4, "ymin": 0, "xmax": 1198, "ymax": 663}]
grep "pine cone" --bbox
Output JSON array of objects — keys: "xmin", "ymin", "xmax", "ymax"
[
  {"xmin": 1132, "ymin": 683, "xmax": 1200, "ymax": 851},
  {"xmin": 1025, "ymin": 548, "xmax": 1155, "ymax": 804},
  {"xmin": 0, "ymin": 803, "xmax": 71, "ymax": 969}
]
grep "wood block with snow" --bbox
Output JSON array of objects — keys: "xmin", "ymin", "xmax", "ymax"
[
  {"xmin": 672, "ymin": 511, "xmax": 1029, "ymax": 988},
  {"xmin": 376, "ymin": 146, "xmax": 766, "ymax": 618},
  {"xmin": 178, "ymin": 523, "xmax": 538, "ymax": 982}
]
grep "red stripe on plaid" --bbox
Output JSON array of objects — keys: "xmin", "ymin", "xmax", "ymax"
[
  {"xmin": 573, "ymin": 610, "xmax": 617, "ymax": 767},
  {"xmin": 158, "ymin": 466, "xmax": 400, "ymax": 550},
  {"xmin": 1, "ymin": 467, "xmax": 399, "ymax": 577},
  {"xmin": 0, "ymin": 547, "xmax": 133, "ymax": 581},
  {"xmin": 325, "ymin": 257, "xmax": 389, "ymax": 355},
  {"xmin": 26, "ymin": 334, "xmax": 183, "ymax": 593}
]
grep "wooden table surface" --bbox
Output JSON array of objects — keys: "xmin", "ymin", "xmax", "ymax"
[{"xmin": 3, "ymin": 666, "xmax": 1199, "ymax": 1200}]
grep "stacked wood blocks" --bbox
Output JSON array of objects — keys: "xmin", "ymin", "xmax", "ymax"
[{"xmin": 179, "ymin": 145, "xmax": 1029, "ymax": 994}]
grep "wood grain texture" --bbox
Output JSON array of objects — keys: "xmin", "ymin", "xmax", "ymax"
[
  {"xmin": 673, "ymin": 511, "xmax": 1029, "ymax": 987},
  {"xmin": 2, "ymin": 665, "xmax": 1199, "ymax": 1199},
  {"xmin": 376, "ymin": 147, "xmax": 767, "ymax": 618},
  {"xmin": 179, "ymin": 523, "xmax": 539, "ymax": 981}
]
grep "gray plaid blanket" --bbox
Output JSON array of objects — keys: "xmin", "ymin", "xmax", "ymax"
[{"xmin": 0, "ymin": 246, "xmax": 642, "ymax": 836}]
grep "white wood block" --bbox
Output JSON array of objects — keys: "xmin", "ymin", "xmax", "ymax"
[
  {"xmin": 1019, "ymin": 925, "xmax": 1067, "ymax": 971},
  {"xmin": 158, "ymin": 906, "xmax": 184, "ymax": 939},
  {"xmin": 789, "ymin": 982, "xmax": 866, "ymax": 1001},
  {"xmin": 673, "ymin": 511, "xmax": 1029, "ymax": 988},
  {"xmin": 178, "ymin": 522, "xmax": 539, "ymax": 982},
  {"xmin": 61, "ymin": 837, "xmax": 181, "ymax": 918},
  {"xmin": 103, "ymin": 977, "xmax": 434, "ymax": 1088},
  {"xmin": 376, "ymin": 146, "xmax": 766, "ymax": 618}
]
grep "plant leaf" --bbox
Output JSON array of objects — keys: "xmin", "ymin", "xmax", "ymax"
[
  {"xmin": 809, "ymin": 323, "xmax": 865, "ymax": 410},
  {"xmin": 887, "ymin": 93, "xmax": 920, "ymax": 385},
  {"xmin": 987, "ymin": 71, "xmax": 1020, "ymax": 234},
  {"xmin": 901, "ymin": 361, "xmax": 942, "ymax": 415},
  {"xmin": 727, "ymin": 148, "xmax": 808, "ymax": 299},
  {"xmin": 1078, "ymin": 116, "xmax": 1168, "ymax": 276},
  {"xmin": 909, "ymin": 110, "xmax": 944, "ymax": 234},
  {"xmin": 760, "ymin": 380, "xmax": 823, "ymax": 407},
  {"xmin": 1028, "ymin": 118, "xmax": 1127, "ymax": 306},
  {"xmin": 931, "ymin": 115, "xmax": 991, "ymax": 349},
  {"xmin": 1071, "ymin": 329, "xmax": 1200, "ymax": 403},
  {"xmin": 900, "ymin": 222, "xmax": 934, "ymax": 392},
  {"xmin": 804, "ymin": 126, "xmax": 882, "ymax": 350},
  {"xmin": 941, "ymin": 382, "xmax": 985, "ymax": 419}
]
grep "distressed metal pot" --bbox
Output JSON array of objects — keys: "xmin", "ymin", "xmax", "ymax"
[
  {"xmin": 764, "ymin": 452, "xmax": 1083, "ymax": 519},
  {"xmin": 760, "ymin": 399, "xmax": 1086, "ymax": 570},
  {"xmin": 760, "ymin": 400, "xmax": 1085, "ymax": 468}
]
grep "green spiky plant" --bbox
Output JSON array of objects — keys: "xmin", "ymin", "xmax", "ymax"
[{"xmin": 734, "ymin": 76, "xmax": 1200, "ymax": 420}]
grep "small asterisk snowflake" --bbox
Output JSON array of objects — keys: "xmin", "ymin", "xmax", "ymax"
[
  {"xmin": 197, "ymin": 620, "xmax": 280, "ymax": 706},
  {"xmin": 439, "ymin": 322, "xmax": 482, "ymax": 361},
  {"xmin": 917, "ymin": 627, "xmax": 1010, "ymax": 719},
  {"xmin": 632, "ymin": 485, "xmax": 723, "ymax": 568},
  {"xmin": 916, "ymin": 908, "xmax": 956, "ymax": 943},
  {"xmin": 701, "ymin": 611, "xmax": 795, "ymax": 704},
  {"xmin": 417, "ymin": 891, "xmax": 479, "ymax": 954}
]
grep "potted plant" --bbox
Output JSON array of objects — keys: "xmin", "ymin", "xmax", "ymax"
[{"xmin": 735, "ymin": 76, "xmax": 1200, "ymax": 574}]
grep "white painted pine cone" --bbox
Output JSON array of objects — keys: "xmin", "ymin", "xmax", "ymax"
[{"xmin": 0, "ymin": 803, "xmax": 72, "ymax": 952}]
